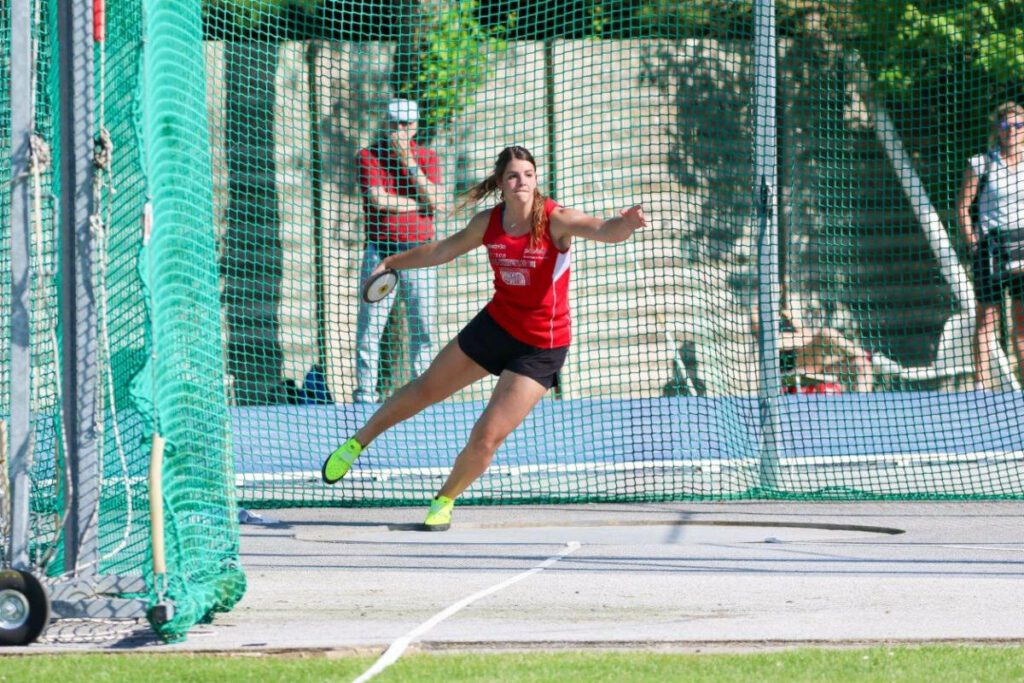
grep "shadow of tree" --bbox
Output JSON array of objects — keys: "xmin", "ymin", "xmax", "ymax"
[{"xmin": 222, "ymin": 41, "xmax": 286, "ymax": 406}]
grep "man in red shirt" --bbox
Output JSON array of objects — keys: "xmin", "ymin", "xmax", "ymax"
[{"xmin": 354, "ymin": 99, "xmax": 442, "ymax": 403}]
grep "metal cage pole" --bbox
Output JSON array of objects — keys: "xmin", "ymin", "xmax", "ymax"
[
  {"xmin": 47, "ymin": 0, "xmax": 149, "ymax": 620},
  {"xmin": 7, "ymin": 0, "xmax": 35, "ymax": 572},
  {"xmin": 58, "ymin": 0, "xmax": 101, "ymax": 579},
  {"xmin": 753, "ymin": 0, "xmax": 782, "ymax": 489}
]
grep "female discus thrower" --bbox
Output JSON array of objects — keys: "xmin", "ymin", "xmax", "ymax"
[{"xmin": 322, "ymin": 145, "xmax": 648, "ymax": 530}]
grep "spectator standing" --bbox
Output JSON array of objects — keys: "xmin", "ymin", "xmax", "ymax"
[
  {"xmin": 354, "ymin": 98, "xmax": 442, "ymax": 403},
  {"xmin": 957, "ymin": 101, "xmax": 1024, "ymax": 388}
]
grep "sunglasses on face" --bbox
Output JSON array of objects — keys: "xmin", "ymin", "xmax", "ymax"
[{"xmin": 1000, "ymin": 121, "xmax": 1024, "ymax": 131}]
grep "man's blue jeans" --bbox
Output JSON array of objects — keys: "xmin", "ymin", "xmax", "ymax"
[{"xmin": 354, "ymin": 242, "xmax": 436, "ymax": 403}]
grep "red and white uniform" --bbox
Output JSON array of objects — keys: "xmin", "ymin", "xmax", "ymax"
[{"xmin": 484, "ymin": 199, "xmax": 571, "ymax": 348}]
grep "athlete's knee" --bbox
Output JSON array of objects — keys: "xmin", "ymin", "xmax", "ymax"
[{"xmin": 467, "ymin": 425, "xmax": 510, "ymax": 456}]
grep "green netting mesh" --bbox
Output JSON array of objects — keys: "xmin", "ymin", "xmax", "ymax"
[
  {"xmin": 2, "ymin": 0, "xmax": 242, "ymax": 642},
  {"xmin": 214, "ymin": 0, "xmax": 1021, "ymax": 505},
  {"xmin": 3, "ymin": 0, "xmax": 1024, "ymax": 642},
  {"xmin": 137, "ymin": 0, "xmax": 245, "ymax": 639},
  {"xmin": 2, "ymin": 0, "xmax": 67, "ymax": 592}
]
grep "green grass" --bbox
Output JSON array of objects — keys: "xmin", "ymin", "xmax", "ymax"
[{"xmin": 1, "ymin": 645, "xmax": 1022, "ymax": 682}]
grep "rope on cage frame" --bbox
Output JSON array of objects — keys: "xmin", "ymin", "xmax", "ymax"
[
  {"xmin": 27, "ymin": 132, "xmax": 77, "ymax": 576},
  {"xmin": 11, "ymin": 0, "xmax": 70, "ymax": 576},
  {"xmin": 19, "ymin": 0, "xmax": 78, "ymax": 579},
  {"xmin": 1, "ymin": 419, "xmax": 9, "ymax": 547}
]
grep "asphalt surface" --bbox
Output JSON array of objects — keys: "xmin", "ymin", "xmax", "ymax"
[{"xmin": 9, "ymin": 501, "xmax": 1024, "ymax": 653}]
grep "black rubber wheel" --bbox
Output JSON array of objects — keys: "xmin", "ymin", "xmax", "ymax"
[{"xmin": 0, "ymin": 569, "xmax": 51, "ymax": 645}]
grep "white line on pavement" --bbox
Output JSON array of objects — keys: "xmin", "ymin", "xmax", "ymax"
[{"xmin": 352, "ymin": 541, "xmax": 582, "ymax": 683}]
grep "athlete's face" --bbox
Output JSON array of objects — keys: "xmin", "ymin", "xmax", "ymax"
[{"xmin": 500, "ymin": 159, "xmax": 537, "ymax": 202}]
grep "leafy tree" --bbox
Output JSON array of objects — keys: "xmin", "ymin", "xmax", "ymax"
[
  {"xmin": 853, "ymin": 0, "xmax": 1024, "ymax": 100},
  {"xmin": 392, "ymin": 0, "xmax": 510, "ymax": 144},
  {"xmin": 846, "ymin": 0, "xmax": 1024, "ymax": 209}
]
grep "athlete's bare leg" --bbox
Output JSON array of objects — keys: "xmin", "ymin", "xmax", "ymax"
[
  {"xmin": 975, "ymin": 302, "xmax": 1000, "ymax": 389},
  {"xmin": 437, "ymin": 370, "xmax": 548, "ymax": 499},
  {"xmin": 354, "ymin": 339, "xmax": 489, "ymax": 447}
]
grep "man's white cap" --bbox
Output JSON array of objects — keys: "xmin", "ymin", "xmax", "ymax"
[{"xmin": 387, "ymin": 98, "xmax": 419, "ymax": 123}]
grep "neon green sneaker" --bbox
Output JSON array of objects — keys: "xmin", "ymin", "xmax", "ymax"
[
  {"xmin": 423, "ymin": 495, "xmax": 455, "ymax": 531},
  {"xmin": 321, "ymin": 438, "xmax": 362, "ymax": 484}
]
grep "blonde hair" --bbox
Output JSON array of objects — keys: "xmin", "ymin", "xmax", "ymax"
[
  {"xmin": 990, "ymin": 101, "xmax": 1024, "ymax": 148},
  {"xmin": 454, "ymin": 146, "xmax": 549, "ymax": 247}
]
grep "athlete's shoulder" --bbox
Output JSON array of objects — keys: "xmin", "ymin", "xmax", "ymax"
[
  {"xmin": 465, "ymin": 207, "xmax": 494, "ymax": 235},
  {"xmin": 470, "ymin": 206, "xmax": 494, "ymax": 224}
]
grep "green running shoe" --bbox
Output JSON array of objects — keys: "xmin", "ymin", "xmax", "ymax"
[
  {"xmin": 321, "ymin": 438, "xmax": 362, "ymax": 484},
  {"xmin": 423, "ymin": 495, "xmax": 454, "ymax": 531}
]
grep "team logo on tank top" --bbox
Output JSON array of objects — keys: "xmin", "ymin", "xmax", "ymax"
[{"xmin": 500, "ymin": 268, "xmax": 530, "ymax": 286}]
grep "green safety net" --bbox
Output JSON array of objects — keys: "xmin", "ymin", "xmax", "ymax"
[
  {"xmin": 3, "ymin": 0, "xmax": 1023, "ymax": 641},
  {"xmin": 136, "ymin": 0, "xmax": 245, "ymax": 639},
  {"xmin": 215, "ymin": 0, "xmax": 1023, "ymax": 505},
  {"xmin": 1, "ymin": 0, "xmax": 243, "ymax": 642}
]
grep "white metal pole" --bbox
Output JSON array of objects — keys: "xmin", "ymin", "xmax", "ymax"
[
  {"xmin": 754, "ymin": 0, "xmax": 782, "ymax": 489},
  {"xmin": 8, "ymin": 0, "xmax": 35, "ymax": 571}
]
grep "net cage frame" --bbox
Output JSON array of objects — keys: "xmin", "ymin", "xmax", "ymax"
[
  {"xmin": 218, "ymin": 3, "xmax": 1023, "ymax": 506},
  {"xmin": 3, "ymin": 0, "xmax": 243, "ymax": 642},
  {"xmin": 2, "ymin": 0, "xmax": 153, "ymax": 627}
]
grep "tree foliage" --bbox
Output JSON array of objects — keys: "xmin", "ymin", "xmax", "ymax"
[
  {"xmin": 851, "ymin": 0, "xmax": 1024, "ymax": 100},
  {"xmin": 847, "ymin": 1, "xmax": 1024, "ymax": 207},
  {"xmin": 396, "ymin": 0, "xmax": 510, "ymax": 143},
  {"xmin": 200, "ymin": 0, "xmax": 1024, "ymax": 206}
]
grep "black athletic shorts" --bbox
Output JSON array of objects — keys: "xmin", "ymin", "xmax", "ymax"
[
  {"xmin": 457, "ymin": 309, "xmax": 568, "ymax": 389},
  {"xmin": 974, "ymin": 237, "xmax": 1024, "ymax": 304},
  {"xmin": 973, "ymin": 236, "xmax": 1003, "ymax": 306}
]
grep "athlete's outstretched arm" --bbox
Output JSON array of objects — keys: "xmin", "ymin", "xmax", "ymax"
[
  {"xmin": 372, "ymin": 210, "xmax": 489, "ymax": 275},
  {"xmin": 550, "ymin": 204, "xmax": 647, "ymax": 246}
]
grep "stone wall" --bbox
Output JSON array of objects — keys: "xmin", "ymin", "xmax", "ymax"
[{"xmin": 205, "ymin": 37, "xmax": 950, "ymax": 403}]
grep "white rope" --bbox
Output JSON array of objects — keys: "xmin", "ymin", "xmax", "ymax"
[
  {"xmin": 62, "ymin": 29, "xmax": 132, "ymax": 574},
  {"xmin": 27, "ymin": 134, "xmax": 75, "ymax": 575},
  {"xmin": 78, "ymin": 131, "xmax": 135, "ymax": 573},
  {"xmin": 352, "ymin": 541, "xmax": 581, "ymax": 683}
]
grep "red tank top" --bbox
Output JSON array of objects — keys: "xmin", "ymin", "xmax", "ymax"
[{"xmin": 483, "ymin": 198, "xmax": 571, "ymax": 348}]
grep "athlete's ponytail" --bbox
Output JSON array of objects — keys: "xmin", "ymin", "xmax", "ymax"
[
  {"xmin": 453, "ymin": 173, "xmax": 500, "ymax": 213},
  {"xmin": 528, "ymin": 187, "xmax": 547, "ymax": 248}
]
